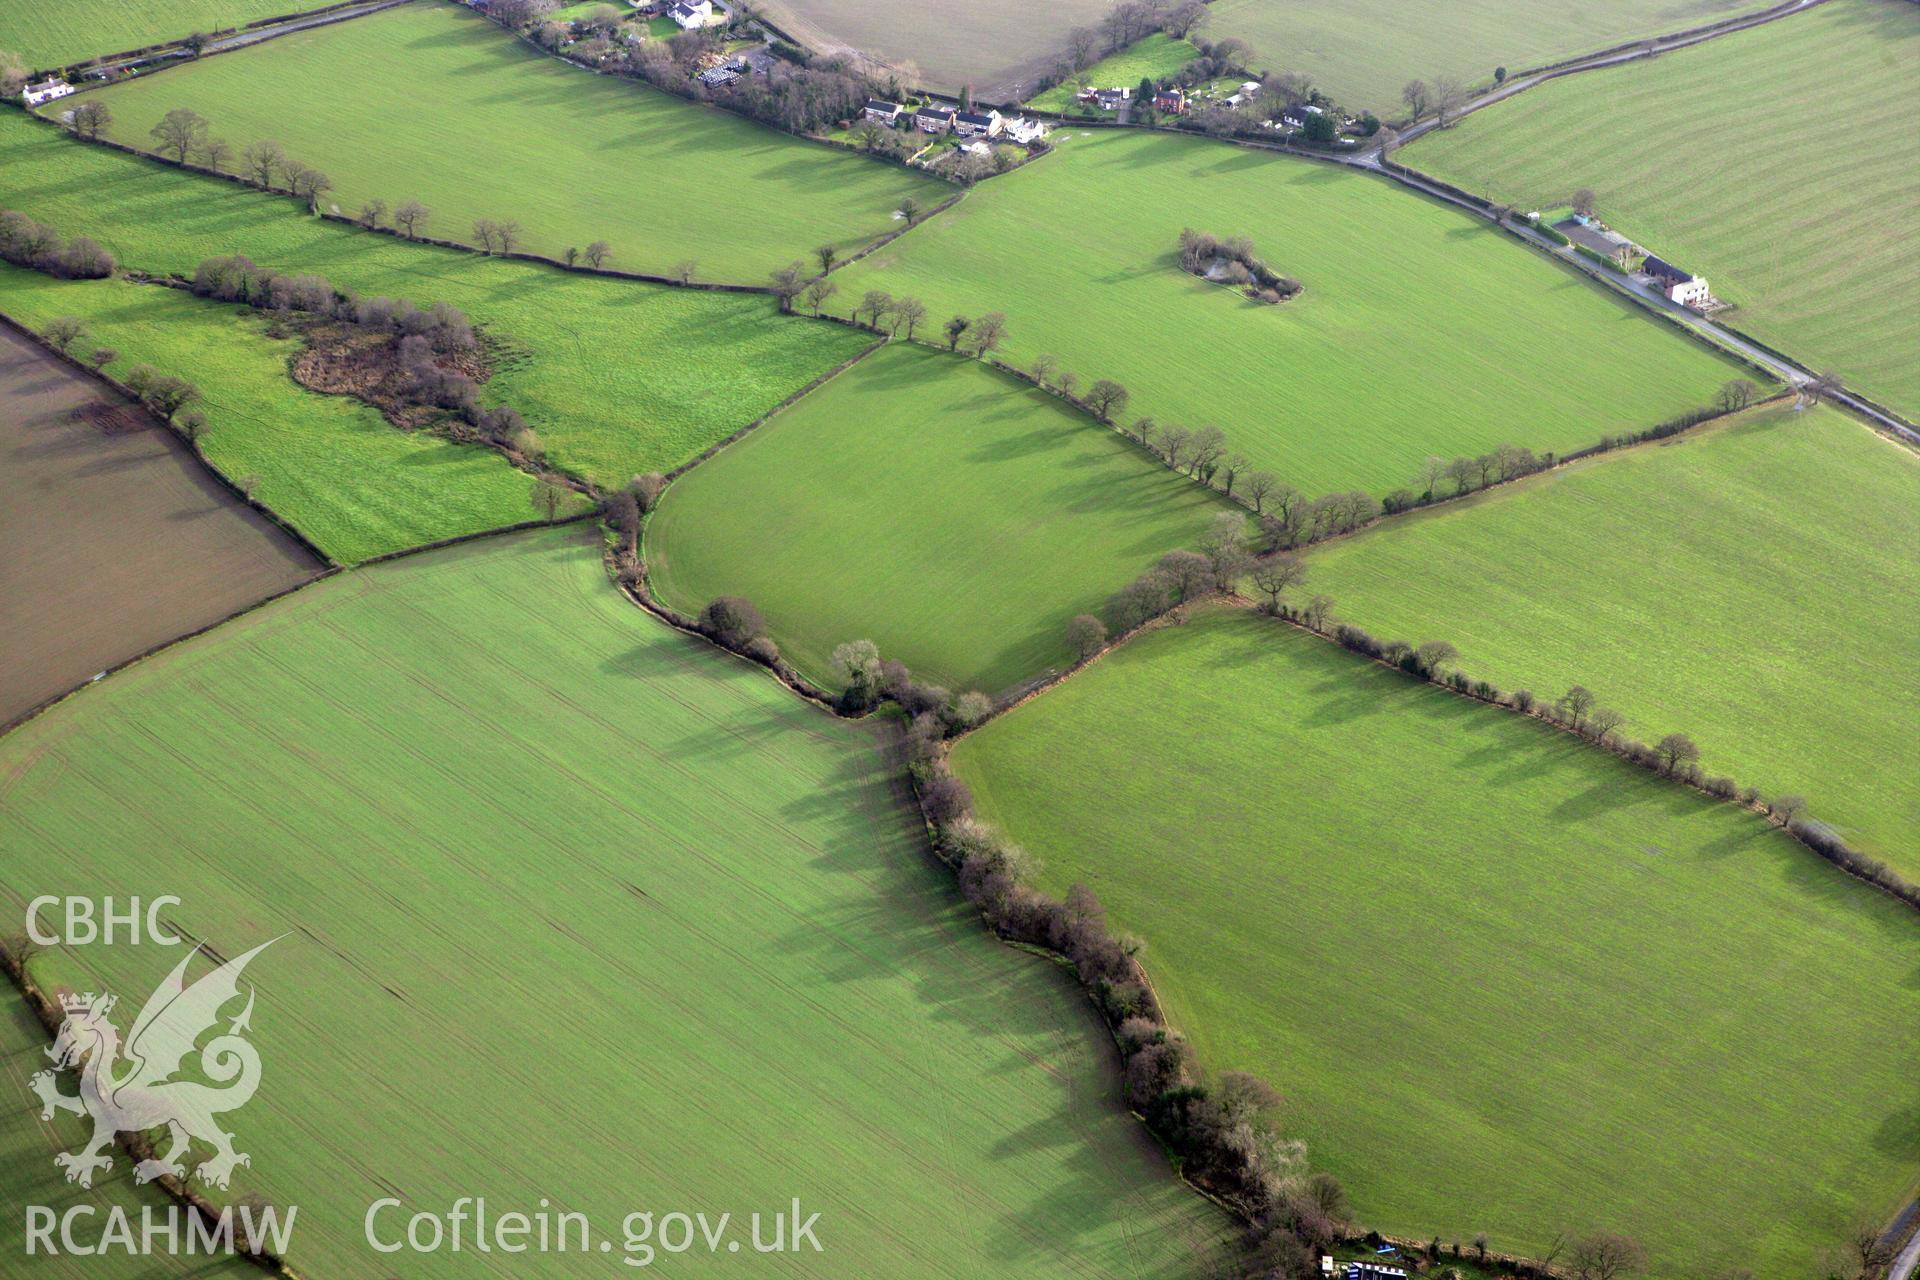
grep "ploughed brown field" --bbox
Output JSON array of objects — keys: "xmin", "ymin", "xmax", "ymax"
[{"xmin": 0, "ymin": 323, "xmax": 321, "ymax": 725}]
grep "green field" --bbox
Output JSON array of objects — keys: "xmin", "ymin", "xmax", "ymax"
[
  {"xmin": 1206, "ymin": 0, "xmax": 1776, "ymax": 113},
  {"xmin": 0, "ymin": 266, "xmax": 557, "ymax": 563},
  {"xmin": 0, "ymin": 0, "xmax": 296, "ymax": 69},
  {"xmin": 834, "ymin": 129, "xmax": 1747, "ymax": 497},
  {"xmin": 0, "ymin": 528, "xmax": 1232, "ymax": 1279},
  {"xmin": 647, "ymin": 344, "xmax": 1236, "ymax": 693},
  {"xmin": 952, "ymin": 607, "xmax": 1920, "ymax": 1277},
  {"xmin": 1304, "ymin": 403, "xmax": 1920, "ymax": 870},
  {"xmin": 1025, "ymin": 34, "xmax": 1198, "ymax": 112},
  {"xmin": 0, "ymin": 113, "xmax": 875, "ymax": 485},
  {"xmin": 1403, "ymin": 0, "xmax": 1920, "ymax": 420},
  {"xmin": 68, "ymin": 0, "xmax": 945, "ymax": 282}
]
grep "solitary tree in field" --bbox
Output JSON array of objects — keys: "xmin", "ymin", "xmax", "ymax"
[
  {"xmin": 1066, "ymin": 613, "xmax": 1107, "ymax": 661},
  {"xmin": 1085, "ymin": 379, "xmax": 1129, "ymax": 423},
  {"xmin": 583, "ymin": 240, "xmax": 611, "ymax": 269},
  {"xmin": 1557, "ymin": 685, "xmax": 1595, "ymax": 732},
  {"xmin": 150, "ymin": 108, "xmax": 209, "ymax": 162},
  {"xmin": 393, "ymin": 199, "xmax": 430, "ymax": 238},
  {"xmin": 530, "ymin": 476, "xmax": 570, "ymax": 523},
  {"xmin": 897, "ymin": 195, "xmax": 921, "ymax": 226},
  {"xmin": 242, "ymin": 139, "xmax": 286, "ymax": 188},
  {"xmin": 1654, "ymin": 732, "xmax": 1701, "ymax": 775},
  {"xmin": 69, "ymin": 100, "xmax": 112, "ymax": 140},
  {"xmin": 41, "ymin": 316, "xmax": 87, "ymax": 354},
  {"xmin": 1249, "ymin": 554, "xmax": 1306, "ymax": 613}
]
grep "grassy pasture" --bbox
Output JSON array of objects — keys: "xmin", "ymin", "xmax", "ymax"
[
  {"xmin": 0, "ymin": 318, "xmax": 318, "ymax": 724},
  {"xmin": 70, "ymin": 0, "xmax": 945, "ymax": 282},
  {"xmin": 0, "ymin": 266, "xmax": 555, "ymax": 563},
  {"xmin": 1205, "ymin": 0, "xmax": 1776, "ymax": 114},
  {"xmin": 952, "ymin": 607, "xmax": 1920, "ymax": 1278},
  {"xmin": 0, "ymin": 0, "xmax": 294, "ymax": 70},
  {"xmin": 834, "ymin": 129, "xmax": 1747, "ymax": 497},
  {"xmin": 1403, "ymin": 0, "xmax": 1920, "ymax": 420},
  {"xmin": 1305, "ymin": 403, "xmax": 1920, "ymax": 870},
  {"xmin": 0, "ymin": 528, "xmax": 1233, "ymax": 1280},
  {"xmin": 753, "ymin": 0, "xmax": 1110, "ymax": 98},
  {"xmin": 1025, "ymin": 34, "xmax": 1198, "ymax": 112},
  {"xmin": 0, "ymin": 112, "xmax": 875, "ymax": 484},
  {"xmin": 2, "ymin": 987, "xmax": 257, "ymax": 1279},
  {"xmin": 647, "ymin": 343, "xmax": 1237, "ymax": 694}
]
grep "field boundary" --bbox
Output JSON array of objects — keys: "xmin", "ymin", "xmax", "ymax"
[
  {"xmin": 26, "ymin": 0, "xmax": 401, "ymax": 79},
  {"xmin": 0, "ymin": 308, "xmax": 337, "ymax": 565},
  {"xmin": 662, "ymin": 337, "xmax": 887, "ymax": 480}
]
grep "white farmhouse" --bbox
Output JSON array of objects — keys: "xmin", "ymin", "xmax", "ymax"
[
  {"xmin": 1643, "ymin": 255, "xmax": 1712, "ymax": 310},
  {"xmin": 667, "ymin": 0, "xmax": 726, "ymax": 30},
  {"xmin": 23, "ymin": 79, "xmax": 75, "ymax": 107}
]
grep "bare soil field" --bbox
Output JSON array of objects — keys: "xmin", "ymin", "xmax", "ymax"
[
  {"xmin": 757, "ymin": 0, "xmax": 1111, "ymax": 98},
  {"xmin": 0, "ymin": 324, "xmax": 321, "ymax": 725}
]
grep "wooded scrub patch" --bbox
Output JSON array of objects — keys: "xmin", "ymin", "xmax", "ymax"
[{"xmin": 0, "ymin": 111, "xmax": 876, "ymax": 484}]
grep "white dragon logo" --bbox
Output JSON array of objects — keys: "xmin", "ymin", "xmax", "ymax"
[{"xmin": 28, "ymin": 940, "xmax": 275, "ymax": 1191}]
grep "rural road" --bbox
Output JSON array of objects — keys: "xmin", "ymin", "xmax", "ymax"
[{"xmin": 1888, "ymin": 1202, "xmax": 1920, "ymax": 1280}]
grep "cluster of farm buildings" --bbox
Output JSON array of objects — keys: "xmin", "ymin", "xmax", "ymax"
[
  {"xmin": 862, "ymin": 99, "xmax": 1049, "ymax": 146},
  {"xmin": 1549, "ymin": 212, "xmax": 1715, "ymax": 310}
]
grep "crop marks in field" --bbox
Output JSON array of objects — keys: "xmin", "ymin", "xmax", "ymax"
[
  {"xmin": 952, "ymin": 606, "xmax": 1920, "ymax": 1278},
  {"xmin": 834, "ymin": 129, "xmax": 1747, "ymax": 498},
  {"xmin": 67, "ymin": 0, "xmax": 946, "ymax": 283},
  {"xmin": 0, "ymin": 528, "xmax": 1234, "ymax": 1279}
]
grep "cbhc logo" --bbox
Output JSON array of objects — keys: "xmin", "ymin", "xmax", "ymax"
[{"xmin": 26, "ymin": 896, "xmax": 182, "ymax": 946}]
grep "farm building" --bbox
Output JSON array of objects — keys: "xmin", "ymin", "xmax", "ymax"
[
  {"xmin": 864, "ymin": 99, "xmax": 904, "ymax": 124},
  {"xmin": 1092, "ymin": 86, "xmax": 1130, "ymax": 111},
  {"xmin": 667, "ymin": 0, "xmax": 726, "ymax": 29},
  {"xmin": 22, "ymin": 79, "xmax": 75, "ymax": 106},
  {"xmin": 914, "ymin": 103, "xmax": 956, "ymax": 133},
  {"xmin": 696, "ymin": 64, "xmax": 737, "ymax": 86},
  {"xmin": 1000, "ymin": 115, "xmax": 1049, "ymax": 145},
  {"xmin": 1153, "ymin": 87, "xmax": 1187, "ymax": 114},
  {"xmin": 1643, "ymin": 254, "xmax": 1712, "ymax": 308},
  {"xmin": 953, "ymin": 109, "xmax": 1002, "ymax": 138},
  {"xmin": 1557, "ymin": 218, "xmax": 1638, "ymax": 267}
]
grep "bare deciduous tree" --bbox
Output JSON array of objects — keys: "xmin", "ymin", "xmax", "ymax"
[
  {"xmin": 149, "ymin": 108, "xmax": 209, "ymax": 163},
  {"xmin": 1568, "ymin": 1231, "xmax": 1646, "ymax": 1280},
  {"xmin": 1558, "ymin": 685, "xmax": 1595, "ymax": 732},
  {"xmin": 1250, "ymin": 554, "xmax": 1306, "ymax": 612},
  {"xmin": 1085, "ymin": 379, "xmax": 1129, "ymax": 422},
  {"xmin": 394, "ymin": 199, "xmax": 429, "ymax": 238},
  {"xmin": 1655, "ymin": 733, "xmax": 1701, "ymax": 775},
  {"xmin": 70, "ymin": 100, "xmax": 112, "ymax": 140},
  {"xmin": 1066, "ymin": 613, "xmax": 1107, "ymax": 661},
  {"xmin": 1401, "ymin": 79, "xmax": 1431, "ymax": 119},
  {"xmin": 584, "ymin": 240, "xmax": 611, "ymax": 268},
  {"xmin": 969, "ymin": 311, "xmax": 1007, "ymax": 358}
]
